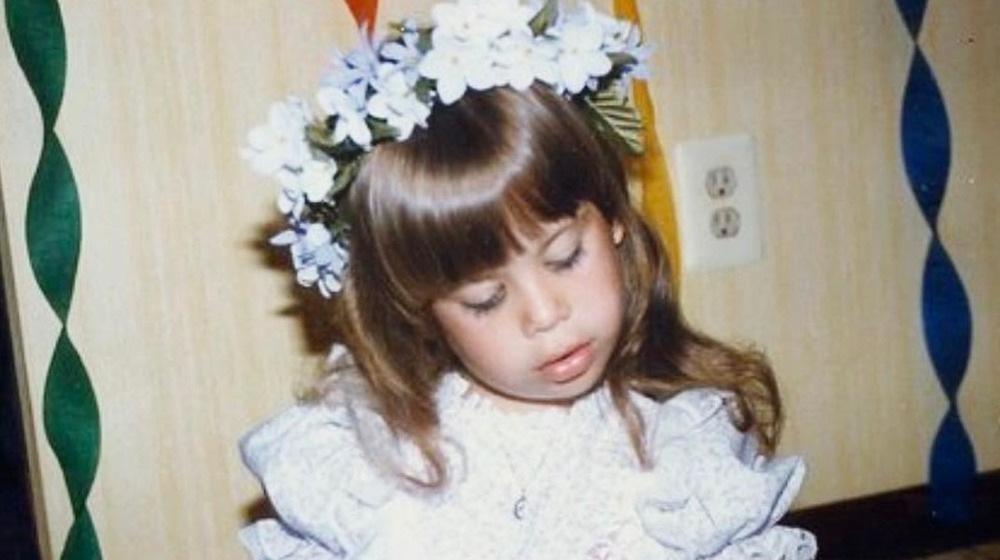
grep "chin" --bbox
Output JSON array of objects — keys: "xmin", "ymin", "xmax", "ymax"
[
  {"xmin": 469, "ymin": 369, "xmax": 607, "ymax": 410},
  {"xmin": 533, "ymin": 372, "xmax": 605, "ymax": 404}
]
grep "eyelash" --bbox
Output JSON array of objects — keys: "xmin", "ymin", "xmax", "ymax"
[
  {"xmin": 461, "ymin": 243, "xmax": 584, "ymax": 316},
  {"xmin": 549, "ymin": 244, "xmax": 584, "ymax": 271},
  {"xmin": 464, "ymin": 287, "xmax": 506, "ymax": 316}
]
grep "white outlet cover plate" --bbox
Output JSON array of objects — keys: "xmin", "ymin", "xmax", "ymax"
[{"xmin": 672, "ymin": 133, "xmax": 763, "ymax": 272}]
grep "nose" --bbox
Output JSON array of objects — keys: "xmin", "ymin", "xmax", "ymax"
[{"xmin": 519, "ymin": 277, "xmax": 569, "ymax": 336}]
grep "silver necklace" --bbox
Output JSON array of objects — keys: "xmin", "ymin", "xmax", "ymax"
[
  {"xmin": 490, "ymin": 413, "xmax": 562, "ymax": 521},
  {"xmin": 513, "ymin": 493, "xmax": 528, "ymax": 520},
  {"xmin": 496, "ymin": 440, "xmax": 547, "ymax": 520}
]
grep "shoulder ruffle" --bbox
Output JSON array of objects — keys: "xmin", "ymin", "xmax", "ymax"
[
  {"xmin": 239, "ymin": 519, "xmax": 345, "ymax": 559},
  {"xmin": 635, "ymin": 389, "xmax": 817, "ymax": 559},
  {"xmin": 239, "ymin": 381, "xmax": 396, "ymax": 559}
]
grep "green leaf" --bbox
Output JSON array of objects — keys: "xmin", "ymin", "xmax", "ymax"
[
  {"xmin": 332, "ymin": 158, "xmax": 362, "ymax": 196},
  {"xmin": 306, "ymin": 123, "xmax": 338, "ymax": 149},
  {"xmin": 528, "ymin": 0, "xmax": 559, "ymax": 36},
  {"xmin": 414, "ymin": 77, "xmax": 435, "ymax": 104},
  {"xmin": 582, "ymin": 88, "xmax": 645, "ymax": 156},
  {"xmin": 368, "ymin": 118, "xmax": 399, "ymax": 143},
  {"xmin": 416, "ymin": 26, "xmax": 434, "ymax": 52},
  {"xmin": 386, "ymin": 19, "xmax": 408, "ymax": 37},
  {"xmin": 608, "ymin": 52, "xmax": 638, "ymax": 70}
]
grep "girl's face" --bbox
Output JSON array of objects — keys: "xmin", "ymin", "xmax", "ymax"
[{"xmin": 431, "ymin": 202, "xmax": 625, "ymax": 409}]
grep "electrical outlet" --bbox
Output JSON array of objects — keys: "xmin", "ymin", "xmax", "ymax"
[{"xmin": 672, "ymin": 133, "xmax": 763, "ymax": 272}]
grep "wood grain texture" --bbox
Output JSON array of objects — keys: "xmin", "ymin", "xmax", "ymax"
[{"xmin": 0, "ymin": 1, "xmax": 997, "ymax": 557}]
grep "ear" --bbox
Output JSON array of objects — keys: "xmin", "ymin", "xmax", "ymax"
[{"xmin": 611, "ymin": 221, "xmax": 625, "ymax": 245}]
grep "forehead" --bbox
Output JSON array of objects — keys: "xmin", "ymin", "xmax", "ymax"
[
  {"xmin": 476, "ymin": 204, "xmax": 597, "ymax": 267},
  {"xmin": 424, "ymin": 211, "xmax": 587, "ymax": 299},
  {"xmin": 485, "ymin": 214, "xmax": 578, "ymax": 270},
  {"xmin": 510, "ymin": 206, "xmax": 585, "ymax": 246}
]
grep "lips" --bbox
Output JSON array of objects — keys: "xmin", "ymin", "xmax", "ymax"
[{"xmin": 538, "ymin": 341, "xmax": 595, "ymax": 384}]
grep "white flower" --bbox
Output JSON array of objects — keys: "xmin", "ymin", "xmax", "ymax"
[
  {"xmin": 368, "ymin": 65, "xmax": 431, "ymax": 140},
  {"xmin": 430, "ymin": 0, "xmax": 510, "ymax": 43},
  {"xmin": 243, "ymin": 98, "xmax": 312, "ymax": 176},
  {"xmin": 583, "ymin": 5, "xmax": 649, "ymax": 79},
  {"xmin": 594, "ymin": 14, "xmax": 634, "ymax": 52},
  {"xmin": 276, "ymin": 186, "xmax": 305, "ymax": 218},
  {"xmin": 492, "ymin": 30, "xmax": 559, "ymax": 90},
  {"xmin": 419, "ymin": 34, "xmax": 496, "ymax": 103},
  {"xmin": 567, "ymin": 3, "xmax": 648, "ymax": 79},
  {"xmin": 297, "ymin": 158, "xmax": 337, "ymax": 202},
  {"xmin": 470, "ymin": 0, "xmax": 537, "ymax": 35},
  {"xmin": 271, "ymin": 155, "xmax": 337, "ymax": 205},
  {"xmin": 317, "ymin": 85, "xmax": 373, "ymax": 147},
  {"xmin": 552, "ymin": 20, "xmax": 612, "ymax": 94}
]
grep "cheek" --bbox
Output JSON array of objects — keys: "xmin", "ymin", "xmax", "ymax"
[
  {"xmin": 432, "ymin": 308, "xmax": 495, "ymax": 365},
  {"xmin": 586, "ymin": 244, "xmax": 627, "ymax": 325},
  {"xmin": 588, "ymin": 239, "xmax": 625, "ymax": 291},
  {"xmin": 431, "ymin": 306, "xmax": 464, "ymax": 349}
]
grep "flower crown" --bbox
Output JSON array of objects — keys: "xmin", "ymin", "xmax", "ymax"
[{"xmin": 244, "ymin": 0, "xmax": 648, "ymax": 297}]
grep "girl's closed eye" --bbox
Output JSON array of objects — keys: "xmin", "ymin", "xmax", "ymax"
[
  {"xmin": 461, "ymin": 285, "xmax": 506, "ymax": 316},
  {"xmin": 549, "ymin": 243, "xmax": 584, "ymax": 271}
]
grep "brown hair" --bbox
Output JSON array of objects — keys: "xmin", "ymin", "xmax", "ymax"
[{"xmin": 328, "ymin": 85, "xmax": 781, "ymax": 488}]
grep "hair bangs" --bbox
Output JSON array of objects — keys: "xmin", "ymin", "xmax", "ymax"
[{"xmin": 349, "ymin": 86, "xmax": 619, "ymax": 312}]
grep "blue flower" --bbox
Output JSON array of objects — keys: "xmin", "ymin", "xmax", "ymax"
[{"xmin": 270, "ymin": 217, "xmax": 348, "ymax": 296}]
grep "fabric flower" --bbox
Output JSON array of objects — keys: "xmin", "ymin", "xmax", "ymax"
[
  {"xmin": 418, "ymin": 34, "xmax": 496, "ymax": 103},
  {"xmin": 588, "ymin": 8, "xmax": 650, "ymax": 79},
  {"xmin": 466, "ymin": 0, "xmax": 536, "ymax": 36},
  {"xmin": 367, "ymin": 65, "xmax": 431, "ymax": 140},
  {"xmin": 269, "ymin": 156, "xmax": 337, "ymax": 206},
  {"xmin": 317, "ymin": 85, "xmax": 373, "ymax": 148},
  {"xmin": 584, "ymin": 5, "xmax": 635, "ymax": 52},
  {"xmin": 492, "ymin": 30, "xmax": 559, "ymax": 90},
  {"xmin": 276, "ymin": 186, "xmax": 305, "ymax": 219},
  {"xmin": 552, "ymin": 20, "xmax": 612, "ymax": 94},
  {"xmin": 322, "ymin": 30, "xmax": 381, "ymax": 93},
  {"xmin": 296, "ymin": 158, "xmax": 338, "ymax": 203},
  {"xmin": 379, "ymin": 24, "xmax": 424, "ymax": 85},
  {"xmin": 243, "ymin": 98, "xmax": 313, "ymax": 176},
  {"xmin": 429, "ymin": 0, "xmax": 510, "ymax": 43},
  {"xmin": 271, "ymin": 219, "xmax": 348, "ymax": 296}
]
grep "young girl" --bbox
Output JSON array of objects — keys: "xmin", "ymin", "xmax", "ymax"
[{"xmin": 241, "ymin": 2, "xmax": 816, "ymax": 558}]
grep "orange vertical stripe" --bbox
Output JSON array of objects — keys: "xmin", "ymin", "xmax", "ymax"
[
  {"xmin": 344, "ymin": 0, "xmax": 379, "ymax": 34},
  {"xmin": 613, "ymin": 0, "xmax": 682, "ymax": 289}
]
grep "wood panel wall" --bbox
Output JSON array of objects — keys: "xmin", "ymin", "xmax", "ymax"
[{"xmin": 1, "ymin": 1, "xmax": 996, "ymax": 557}]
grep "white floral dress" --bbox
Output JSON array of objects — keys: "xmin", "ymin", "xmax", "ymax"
[{"xmin": 239, "ymin": 373, "xmax": 817, "ymax": 559}]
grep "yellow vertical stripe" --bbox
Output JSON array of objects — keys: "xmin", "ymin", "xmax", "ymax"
[{"xmin": 614, "ymin": 0, "xmax": 682, "ymax": 289}]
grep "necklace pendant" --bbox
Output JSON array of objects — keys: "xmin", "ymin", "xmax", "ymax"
[{"xmin": 513, "ymin": 494, "xmax": 527, "ymax": 520}]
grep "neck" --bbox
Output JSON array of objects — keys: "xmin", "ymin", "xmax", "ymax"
[{"xmin": 463, "ymin": 379, "xmax": 575, "ymax": 414}]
